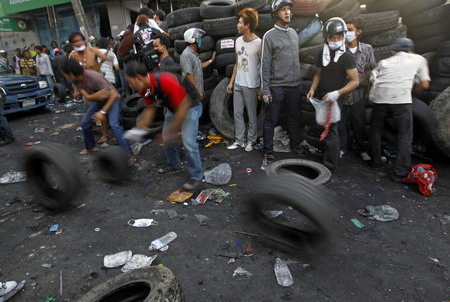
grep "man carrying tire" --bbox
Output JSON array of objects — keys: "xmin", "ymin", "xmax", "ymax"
[
  {"xmin": 338, "ymin": 17, "xmax": 376, "ymax": 161},
  {"xmin": 123, "ymin": 60, "xmax": 204, "ymax": 192},
  {"xmin": 368, "ymin": 38, "xmax": 430, "ymax": 182},
  {"xmin": 261, "ymin": 0, "xmax": 304, "ymax": 170},
  {"xmin": 226, "ymin": 8, "xmax": 261, "ymax": 152},
  {"xmin": 306, "ymin": 18, "xmax": 359, "ymax": 171}
]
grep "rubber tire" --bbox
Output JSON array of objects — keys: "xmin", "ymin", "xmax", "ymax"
[
  {"xmin": 23, "ymin": 142, "xmax": 81, "ymax": 211},
  {"xmin": 257, "ymin": 4, "xmax": 271, "ymax": 14},
  {"xmin": 232, "ymin": 0, "xmax": 267, "ymax": 15},
  {"xmin": 203, "ymin": 16, "xmax": 239, "ymax": 37},
  {"xmin": 96, "ymin": 146, "xmax": 129, "ymax": 184},
  {"xmin": 120, "ymin": 115, "xmax": 137, "ymax": 130},
  {"xmin": 199, "ymin": 50, "xmax": 214, "ymax": 62},
  {"xmin": 303, "ymin": 31, "xmax": 324, "ymax": 47},
  {"xmin": 340, "ymin": 1, "xmax": 361, "ymax": 21},
  {"xmin": 209, "ymin": 77, "xmax": 265, "ymax": 139},
  {"xmin": 430, "ymin": 87, "xmax": 450, "ymax": 157},
  {"xmin": 204, "ymin": 75, "xmax": 218, "ymax": 91},
  {"xmin": 74, "ymin": 267, "xmax": 184, "ymax": 302},
  {"xmin": 53, "ymin": 83, "xmax": 66, "ymax": 103},
  {"xmin": 302, "ymin": 109, "xmax": 316, "ymax": 125},
  {"xmin": 165, "ymin": 7, "xmax": 202, "ymax": 28},
  {"xmin": 292, "ymin": 0, "xmax": 330, "ymax": 15},
  {"xmin": 215, "ymin": 37, "xmax": 238, "ymax": 55},
  {"xmin": 366, "ymin": 0, "xmax": 409, "ymax": 12},
  {"xmin": 121, "ymin": 93, "xmax": 144, "ymax": 118},
  {"xmin": 265, "ymin": 159, "xmax": 332, "ymax": 187},
  {"xmin": 430, "ymin": 76, "xmax": 450, "ymax": 93},
  {"xmin": 213, "ymin": 52, "xmax": 236, "ymax": 71},
  {"xmin": 407, "ymin": 21, "xmax": 450, "ymax": 41},
  {"xmin": 290, "ymin": 15, "xmax": 317, "ymax": 33},
  {"xmin": 360, "ymin": 24, "xmax": 407, "ymax": 47},
  {"xmin": 299, "ymin": 44, "xmax": 323, "ymax": 65},
  {"xmin": 168, "ymin": 22, "xmax": 204, "ymax": 41},
  {"xmin": 403, "ymin": 4, "xmax": 450, "ymax": 29},
  {"xmin": 297, "ymin": 17, "xmax": 323, "ymax": 47},
  {"xmin": 174, "ymin": 40, "xmax": 187, "ymax": 55},
  {"xmin": 400, "ymin": 0, "xmax": 447, "ymax": 17},
  {"xmin": 200, "ymin": 0, "xmax": 236, "ymax": 19},
  {"xmin": 203, "ymin": 65, "xmax": 213, "ymax": 79},
  {"xmin": 225, "ymin": 64, "xmax": 235, "ymax": 77},
  {"xmin": 300, "ymin": 63, "xmax": 317, "ymax": 80},
  {"xmin": 373, "ymin": 45, "xmax": 393, "ymax": 62},
  {"xmin": 431, "ymin": 57, "xmax": 450, "ymax": 78},
  {"xmin": 255, "ymin": 14, "xmax": 273, "ymax": 37},
  {"xmin": 159, "ymin": 21, "xmax": 168, "ymax": 32},
  {"xmin": 319, "ymin": 0, "xmax": 357, "ymax": 21},
  {"xmin": 414, "ymin": 35, "xmax": 449, "ymax": 55},
  {"xmin": 359, "ymin": 11, "xmax": 400, "ymax": 34},
  {"xmin": 412, "ymin": 97, "xmax": 438, "ymax": 148},
  {"xmin": 437, "ymin": 41, "xmax": 450, "ymax": 55}
]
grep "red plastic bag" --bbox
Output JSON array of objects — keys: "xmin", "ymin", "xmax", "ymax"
[{"xmin": 402, "ymin": 164, "xmax": 438, "ymax": 196}]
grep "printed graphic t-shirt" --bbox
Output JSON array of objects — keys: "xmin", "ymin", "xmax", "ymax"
[{"xmin": 234, "ymin": 36, "xmax": 261, "ymax": 89}]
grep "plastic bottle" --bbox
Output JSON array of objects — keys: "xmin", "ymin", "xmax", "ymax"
[
  {"xmin": 274, "ymin": 258, "xmax": 294, "ymax": 287},
  {"xmin": 149, "ymin": 232, "xmax": 177, "ymax": 251}
]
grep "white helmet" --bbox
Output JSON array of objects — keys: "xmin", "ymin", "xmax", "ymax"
[{"xmin": 183, "ymin": 28, "xmax": 206, "ymax": 44}]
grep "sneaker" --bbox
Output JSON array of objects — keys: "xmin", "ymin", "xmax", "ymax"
[
  {"xmin": 245, "ymin": 142, "xmax": 254, "ymax": 152},
  {"xmin": 0, "ymin": 136, "xmax": 14, "ymax": 147},
  {"xmin": 227, "ymin": 142, "xmax": 245, "ymax": 150},
  {"xmin": 360, "ymin": 152, "xmax": 371, "ymax": 161},
  {"xmin": 0, "ymin": 281, "xmax": 17, "ymax": 296},
  {"xmin": 292, "ymin": 147, "xmax": 308, "ymax": 157},
  {"xmin": 339, "ymin": 150, "xmax": 345, "ymax": 158},
  {"xmin": 261, "ymin": 153, "xmax": 275, "ymax": 171},
  {"xmin": 182, "ymin": 179, "xmax": 203, "ymax": 192},
  {"xmin": 158, "ymin": 165, "xmax": 181, "ymax": 174}
]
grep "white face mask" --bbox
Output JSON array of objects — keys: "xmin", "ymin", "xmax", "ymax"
[
  {"xmin": 346, "ymin": 31, "xmax": 356, "ymax": 43},
  {"xmin": 74, "ymin": 44, "xmax": 86, "ymax": 52},
  {"xmin": 328, "ymin": 40, "xmax": 343, "ymax": 50}
]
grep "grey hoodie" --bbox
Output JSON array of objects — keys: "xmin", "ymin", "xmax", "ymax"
[{"xmin": 261, "ymin": 24, "xmax": 301, "ymax": 95}]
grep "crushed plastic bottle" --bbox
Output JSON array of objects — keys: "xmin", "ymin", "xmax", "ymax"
[
  {"xmin": 274, "ymin": 258, "xmax": 293, "ymax": 287},
  {"xmin": 149, "ymin": 232, "xmax": 177, "ymax": 251},
  {"xmin": 0, "ymin": 171, "xmax": 26, "ymax": 184},
  {"xmin": 204, "ymin": 163, "xmax": 232, "ymax": 185}
]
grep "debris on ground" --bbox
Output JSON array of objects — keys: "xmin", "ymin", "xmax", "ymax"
[
  {"xmin": 274, "ymin": 258, "xmax": 293, "ymax": 287},
  {"xmin": 195, "ymin": 214, "xmax": 209, "ymax": 226},
  {"xmin": 148, "ymin": 232, "xmax": 177, "ymax": 251},
  {"xmin": 273, "ymin": 126, "xmax": 290, "ymax": 153},
  {"xmin": 121, "ymin": 254, "xmax": 157, "ymax": 273},
  {"xmin": 204, "ymin": 135, "xmax": 223, "ymax": 147},
  {"xmin": 34, "ymin": 127, "xmax": 46, "ymax": 133},
  {"xmin": 166, "ymin": 209, "xmax": 178, "ymax": 220},
  {"xmin": 165, "ymin": 190, "xmax": 193, "ymax": 203},
  {"xmin": 359, "ymin": 205, "xmax": 399, "ymax": 222},
  {"xmin": 209, "ymin": 188, "xmax": 229, "ymax": 203},
  {"xmin": 57, "ymin": 123, "xmax": 77, "ymax": 130},
  {"xmin": 0, "ymin": 171, "xmax": 26, "ymax": 184},
  {"xmin": 193, "ymin": 189, "xmax": 212, "ymax": 205},
  {"xmin": 204, "ymin": 163, "xmax": 232, "ymax": 185},
  {"xmin": 262, "ymin": 210, "xmax": 283, "ymax": 218},
  {"xmin": 127, "ymin": 219, "xmax": 158, "ymax": 227},
  {"xmin": 25, "ymin": 141, "xmax": 41, "ymax": 146},
  {"xmin": 104, "ymin": 251, "xmax": 133, "ymax": 268},
  {"xmin": 350, "ymin": 218, "xmax": 365, "ymax": 229},
  {"xmin": 402, "ymin": 164, "xmax": 438, "ymax": 196},
  {"xmin": 233, "ymin": 266, "xmax": 253, "ymax": 278},
  {"xmin": 49, "ymin": 225, "xmax": 59, "ymax": 232},
  {"xmin": 41, "ymin": 263, "xmax": 52, "ymax": 269}
]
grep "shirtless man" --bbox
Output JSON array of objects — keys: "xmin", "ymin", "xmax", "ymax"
[{"xmin": 68, "ymin": 32, "xmax": 109, "ymax": 72}]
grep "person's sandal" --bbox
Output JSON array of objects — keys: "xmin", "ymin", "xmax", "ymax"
[
  {"xmin": 80, "ymin": 147, "xmax": 98, "ymax": 155},
  {"xmin": 97, "ymin": 136, "xmax": 109, "ymax": 144}
]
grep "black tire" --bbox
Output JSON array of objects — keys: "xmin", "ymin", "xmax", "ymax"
[
  {"xmin": 256, "ymin": 14, "xmax": 273, "ymax": 37},
  {"xmin": 265, "ymin": 159, "xmax": 332, "ymax": 187},
  {"xmin": 290, "ymin": 15, "xmax": 317, "ymax": 33},
  {"xmin": 215, "ymin": 37, "xmax": 238, "ymax": 55},
  {"xmin": 233, "ymin": 0, "xmax": 267, "ymax": 15},
  {"xmin": 96, "ymin": 146, "xmax": 129, "ymax": 184},
  {"xmin": 303, "ymin": 31, "xmax": 324, "ymax": 47},
  {"xmin": 292, "ymin": 0, "xmax": 329, "ymax": 15},
  {"xmin": 74, "ymin": 267, "xmax": 184, "ymax": 302},
  {"xmin": 225, "ymin": 63, "xmax": 235, "ymax": 77},
  {"xmin": 430, "ymin": 76, "xmax": 450, "ymax": 93},
  {"xmin": 305, "ymin": 132, "xmax": 322, "ymax": 150},
  {"xmin": 360, "ymin": 24, "xmax": 407, "ymax": 47},
  {"xmin": 53, "ymin": 83, "xmax": 66, "ymax": 103},
  {"xmin": 204, "ymin": 75, "xmax": 218, "ymax": 91},
  {"xmin": 159, "ymin": 21, "xmax": 168, "ymax": 32},
  {"xmin": 214, "ymin": 52, "xmax": 236, "ymax": 70},
  {"xmin": 412, "ymin": 97, "xmax": 438, "ymax": 148},
  {"xmin": 168, "ymin": 22, "xmax": 204, "ymax": 41},
  {"xmin": 203, "ymin": 65, "xmax": 213, "ymax": 79},
  {"xmin": 301, "ymin": 80, "xmax": 313, "ymax": 96},
  {"xmin": 400, "ymin": 0, "xmax": 446, "ymax": 17},
  {"xmin": 319, "ymin": 0, "xmax": 357, "ymax": 21},
  {"xmin": 407, "ymin": 22, "xmax": 449, "ymax": 41},
  {"xmin": 173, "ymin": 51, "xmax": 180, "ymax": 63},
  {"xmin": 200, "ymin": 0, "xmax": 236, "ymax": 19},
  {"xmin": 300, "ymin": 63, "xmax": 317, "ymax": 80},
  {"xmin": 403, "ymin": 4, "xmax": 450, "ymax": 29},
  {"xmin": 121, "ymin": 93, "xmax": 144, "ymax": 117},
  {"xmin": 209, "ymin": 77, "xmax": 265, "ymax": 139},
  {"xmin": 199, "ymin": 36, "xmax": 216, "ymax": 52},
  {"xmin": 120, "ymin": 115, "xmax": 137, "ymax": 130},
  {"xmin": 430, "ymin": 87, "xmax": 450, "ymax": 157},
  {"xmin": 340, "ymin": 1, "xmax": 361, "ymax": 21},
  {"xmin": 174, "ymin": 40, "xmax": 186, "ymax": 55},
  {"xmin": 199, "ymin": 50, "xmax": 214, "ymax": 62},
  {"xmin": 431, "ymin": 57, "xmax": 450, "ymax": 78},
  {"xmin": 302, "ymin": 110, "xmax": 316, "ymax": 125},
  {"xmin": 414, "ymin": 35, "xmax": 449, "ymax": 55},
  {"xmin": 421, "ymin": 52, "xmax": 436, "ymax": 66},
  {"xmin": 299, "ymin": 44, "xmax": 322, "ymax": 65},
  {"xmin": 373, "ymin": 45, "xmax": 393, "ymax": 62},
  {"xmin": 360, "ymin": 10, "xmax": 400, "ymax": 34},
  {"xmin": 203, "ymin": 16, "xmax": 239, "ymax": 37},
  {"xmin": 23, "ymin": 143, "xmax": 81, "ymax": 211},
  {"xmin": 366, "ymin": 0, "xmax": 409, "ymax": 12},
  {"xmin": 166, "ymin": 7, "xmax": 202, "ymax": 28},
  {"xmin": 297, "ymin": 17, "xmax": 323, "ymax": 47},
  {"xmin": 437, "ymin": 41, "xmax": 450, "ymax": 55},
  {"xmin": 258, "ymin": 4, "xmax": 271, "ymax": 14}
]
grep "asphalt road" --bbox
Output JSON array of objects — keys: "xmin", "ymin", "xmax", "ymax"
[{"xmin": 0, "ymin": 101, "xmax": 449, "ymax": 301}]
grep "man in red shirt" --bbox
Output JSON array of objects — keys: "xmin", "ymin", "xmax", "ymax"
[{"xmin": 123, "ymin": 59, "xmax": 203, "ymax": 192}]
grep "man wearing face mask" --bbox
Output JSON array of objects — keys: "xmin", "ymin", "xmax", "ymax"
[
  {"xmin": 338, "ymin": 17, "xmax": 376, "ymax": 161},
  {"xmin": 68, "ymin": 32, "xmax": 109, "ymax": 72},
  {"xmin": 260, "ymin": 0, "xmax": 303, "ymax": 170},
  {"xmin": 307, "ymin": 18, "xmax": 359, "ymax": 171},
  {"xmin": 153, "ymin": 34, "xmax": 175, "ymax": 71}
]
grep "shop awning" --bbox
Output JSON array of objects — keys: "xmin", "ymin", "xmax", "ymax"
[{"xmin": 0, "ymin": 0, "xmax": 71, "ymax": 16}]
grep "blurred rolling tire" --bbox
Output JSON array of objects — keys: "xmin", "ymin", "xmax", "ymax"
[
  {"xmin": 23, "ymin": 143, "xmax": 81, "ymax": 211},
  {"xmin": 359, "ymin": 11, "xmax": 400, "ymax": 34},
  {"xmin": 120, "ymin": 115, "xmax": 137, "ymax": 130},
  {"xmin": 430, "ymin": 87, "xmax": 450, "ymax": 156},
  {"xmin": 203, "ymin": 16, "xmax": 239, "ymax": 37},
  {"xmin": 74, "ymin": 267, "xmax": 184, "ymax": 302},
  {"xmin": 412, "ymin": 98, "xmax": 438, "ymax": 148},
  {"xmin": 165, "ymin": 7, "xmax": 202, "ymax": 28},
  {"xmin": 200, "ymin": 0, "xmax": 235, "ymax": 19},
  {"xmin": 96, "ymin": 146, "xmax": 129, "ymax": 184}
]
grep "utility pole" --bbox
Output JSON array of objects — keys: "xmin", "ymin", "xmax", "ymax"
[{"xmin": 71, "ymin": 0, "xmax": 92, "ymax": 46}]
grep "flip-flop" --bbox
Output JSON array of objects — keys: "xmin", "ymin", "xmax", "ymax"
[
  {"xmin": 97, "ymin": 136, "xmax": 109, "ymax": 144},
  {"xmin": 80, "ymin": 147, "xmax": 98, "ymax": 155}
]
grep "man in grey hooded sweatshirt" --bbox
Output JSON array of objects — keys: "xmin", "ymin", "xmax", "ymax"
[{"xmin": 260, "ymin": 0, "xmax": 303, "ymax": 170}]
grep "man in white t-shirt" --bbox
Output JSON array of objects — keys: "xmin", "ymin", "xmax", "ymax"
[
  {"xmin": 97, "ymin": 37, "xmax": 119, "ymax": 86},
  {"xmin": 369, "ymin": 38, "xmax": 430, "ymax": 181},
  {"xmin": 226, "ymin": 8, "xmax": 261, "ymax": 152},
  {"xmin": 133, "ymin": 7, "xmax": 166, "ymax": 35}
]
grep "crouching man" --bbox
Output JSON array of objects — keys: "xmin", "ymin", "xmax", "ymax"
[{"xmin": 123, "ymin": 59, "xmax": 204, "ymax": 192}]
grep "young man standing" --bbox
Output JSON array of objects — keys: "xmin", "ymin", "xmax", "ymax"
[
  {"xmin": 369, "ymin": 38, "xmax": 430, "ymax": 181},
  {"xmin": 61, "ymin": 58, "xmax": 134, "ymax": 162},
  {"xmin": 123, "ymin": 60, "xmax": 204, "ymax": 192},
  {"xmin": 20, "ymin": 50, "xmax": 37, "ymax": 76},
  {"xmin": 153, "ymin": 34, "xmax": 175, "ymax": 71},
  {"xmin": 226, "ymin": 8, "xmax": 261, "ymax": 152},
  {"xmin": 339, "ymin": 17, "xmax": 376, "ymax": 161},
  {"xmin": 133, "ymin": 8, "xmax": 166, "ymax": 35},
  {"xmin": 154, "ymin": 10, "xmax": 166, "ymax": 26},
  {"xmin": 68, "ymin": 32, "xmax": 109, "ymax": 72},
  {"xmin": 260, "ymin": 0, "xmax": 303, "ymax": 169},
  {"xmin": 34, "ymin": 45, "xmax": 54, "ymax": 92},
  {"xmin": 307, "ymin": 18, "xmax": 359, "ymax": 171}
]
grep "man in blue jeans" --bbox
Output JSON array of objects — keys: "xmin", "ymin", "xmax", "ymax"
[
  {"xmin": 123, "ymin": 59, "xmax": 204, "ymax": 192},
  {"xmin": 0, "ymin": 96, "xmax": 14, "ymax": 146},
  {"xmin": 61, "ymin": 58, "xmax": 134, "ymax": 163}
]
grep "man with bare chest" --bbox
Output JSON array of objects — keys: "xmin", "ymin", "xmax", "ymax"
[{"xmin": 68, "ymin": 32, "xmax": 109, "ymax": 72}]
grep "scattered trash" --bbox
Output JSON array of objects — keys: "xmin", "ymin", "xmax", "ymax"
[
  {"xmin": 195, "ymin": 214, "xmax": 209, "ymax": 226},
  {"xmin": 204, "ymin": 163, "xmax": 232, "ymax": 185},
  {"xmin": 209, "ymin": 188, "xmax": 229, "ymax": 203},
  {"xmin": 235, "ymin": 240, "xmax": 241, "ymax": 245},
  {"xmin": 273, "ymin": 126, "xmax": 291, "ymax": 153},
  {"xmin": 50, "ymin": 132, "xmax": 59, "ymax": 136},
  {"xmin": 54, "ymin": 110, "xmax": 65, "ymax": 114},
  {"xmin": 25, "ymin": 141, "xmax": 41, "ymax": 146},
  {"xmin": 300, "ymin": 139, "xmax": 320, "ymax": 155},
  {"xmin": 49, "ymin": 224, "xmax": 59, "ymax": 232},
  {"xmin": 263, "ymin": 210, "xmax": 283, "ymax": 218},
  {"xmin": 45, "ymin": 295, "xmax": 56, "ymax": 302},
  {"xmin": 34, "ymin": 215, "xmax": 45, "ymax": 220},
  {"xmin": 402, "ymin": 164, "xmax": 438, "ymax": 196},
  {"xmin": 77, "ymin": 204, "xmax": 86, "ymax": 208},
  {"xmin": 227, "ymin": 258, "xmax": 236, "ymax": 264},
  {"xmin": 94, "ymin": 228, "xmax": 100, "ymax": 232},
  {"xmin": 127, "ymin": 219, "xmax": 158, "ymax": 227},
  {"xmin": 350, "ymin": 218, "xmax": 365, "ymax": 229},
  {"xmin": 0, "ymin": 171, "xmax": 26, "ymax": 184},
  {"xmin": 57, "ymin": 123, "xmax": 76, "ymax": 130},
  {"xmin": 76, "ymin": 127, "xmax": 82, "ymax": 131},
  {"xmin": 204, "ymin": 135, "xmax": 223, "ymax": 147},
  {"xmin": 121, "ymin": 254, "xmax": 157, "ymax": 273},
  {"xmin": 233, "ymin": 266, "xmax": 253, "ymax": 278},
  {"xmin": 34, "ymin": 127, "xmax": 46, "ymax": 133},
  {"xmin": 149, "ymin": 232, "xmax": 177, "ymax": 251},
  {"xmin": 229, "ymin": 184, "xmax": 237, "ymax": 187},
  {"xmin": 41, "ymin": 263, "xmax": 52, "ymax": 269},
  {"xmin": 55, "ymin": 229, "xmax": 63, "ymax": 235},
  {"xmin": 245, "ymin": 246, "xmax": 253, "ymax": 256},
  {"xmin": 246, "ymin": 168, "xmax": 252, "ymax": 174},
  {"xmin": 194, "ymin": 189, "xmax": 212, "ymax": 205},
  {"xmin": 166, "ymin": 209, "xmax": 178, "ymax": 220},
  {"xmin": 274, "ymin": 258, "xmax": 294, "ymax": 287},
  {"xmin": 429, "ymin": 257, "xmax": 440, "ymax": 263},
  {"xmin": 165, "ymin": 190, "xmax": 193, "ymax": 203},
  {"xmin": 104, "ymin": 250, "xmax": 133, "ymax": 268},
  {"xmin": 208, "ymin": 128, "xmax": 218, "ymax": 136},
  {"xmin": 131, "ymin": 142, "xmax": 143, "ymax": 155},
  {"xmin": 359, "ymin": 205, "xmax": 399, "ymax": 222}
]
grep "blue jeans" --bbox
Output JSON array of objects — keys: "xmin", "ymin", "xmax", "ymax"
[
  {"xmin": 118, "ymin": 69, "xmax": 130, "ymax": 96},
  {"xmin": 81, "ymin": 100, "xmax": 133, "ymax": 156},
  {"xmin": 0, "ymin": 99, "xmax": 13, "ymax": 139},
  {"xmin": 163, "ymin": 104, "xmax": 203, "ymax": 180},
  {"xmin": 44, "ymin": 75, "xmax": 54, "ymax": 95}
]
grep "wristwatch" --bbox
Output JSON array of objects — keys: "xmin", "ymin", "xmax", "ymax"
[{"xmin": 100, "ymin": 110, "xmax": 107, "ymax": 115}]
